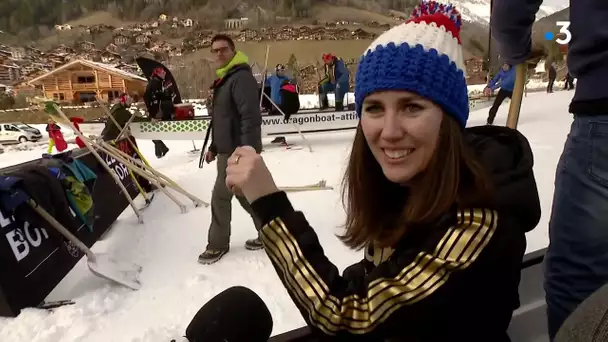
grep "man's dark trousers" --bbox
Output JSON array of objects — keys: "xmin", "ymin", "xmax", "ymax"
[{"xmin": 487, "ymin": 89, "xmax": 513, "ymax": 124}]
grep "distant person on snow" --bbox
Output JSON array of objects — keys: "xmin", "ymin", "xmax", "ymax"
[
  {"xmin": 102, "ymin": 93, "xmax": 145, "ymax": 141},
  {"xmin": 547, "ymin": 61, "xmax": 557, "ymax": 93},
  {"xmin": 483, "ymin": 63, "xmax": 516, "ymax": 125},
  {"xmin": 318, "ymin": 53, "xmax": 349, "ymax": 111},
  {"xmin": 491, "ymin": 0, "xmax": 608, "ymax": 338},
  {"xmin": 267, "ymin": 64, "xmax": 300, "ymax": 145},
  {"xmin": 563, "ymin": 72, "xmax": 575, "ymax": 90},
  {"xmin": 143, "ymin": 67, "xmax": 171, "ymax": 159},
  {"xmin": 199, "ymin": 34, "xmax": 263, "ymax": 264},
  {"xmin": 46, "ymin": 117, "xmax": 65, "ymax": 154},
  {"xmin": 102, "ymin": 93, "xmax": 155, "ymax": 193}
]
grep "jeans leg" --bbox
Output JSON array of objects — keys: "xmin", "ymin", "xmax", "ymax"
[
  {"xmin": 335, "ymin": 81, "xmax": 348, "ymax": 103},
  {"xmin": 318, "ymin": 83, "xmax": 334, "ymax": 108},
  {"xmin": 206, "ymin": 154, "xmax": 234, "ymax": 249},
  {"xmin": 544, "ymin": 115, "xmax": 608, "ymax": 339}
]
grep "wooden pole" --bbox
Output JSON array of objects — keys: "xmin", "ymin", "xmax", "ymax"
[{"xmin": 506, "ymin": 63, "xmax": 527, "ymax": 129}]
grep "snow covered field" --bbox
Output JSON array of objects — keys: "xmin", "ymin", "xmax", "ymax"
[{"xmin": 0, "ymin": 90, "xmax": 574, "ymax": 341}]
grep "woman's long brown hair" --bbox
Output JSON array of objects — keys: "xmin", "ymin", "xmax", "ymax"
[{"xmin": 339, "ymin": 115, "xmax": 494, "ymax": 249}]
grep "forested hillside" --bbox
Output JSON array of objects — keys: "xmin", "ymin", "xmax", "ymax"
[{"xmin": 0, "ymin": 0, "xmax": 420, "ymax": 38}]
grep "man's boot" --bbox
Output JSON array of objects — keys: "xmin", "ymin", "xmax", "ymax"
[
  {"xmin": 335, "ymin": 102, "xmax": 343, "ymax": 111},
  {"xmin": 320, "ymin": 97, "xmax": 329, "ymax": 110}
]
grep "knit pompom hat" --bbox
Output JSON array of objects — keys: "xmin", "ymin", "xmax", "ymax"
[{"xmin": 355, "ymin": 1, "xmax": 469, "ymax": 127}]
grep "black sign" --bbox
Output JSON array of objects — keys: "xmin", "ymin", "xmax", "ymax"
[{"xmin": 0, "ymin": 139, "xmax": 141, "ymax": 317}]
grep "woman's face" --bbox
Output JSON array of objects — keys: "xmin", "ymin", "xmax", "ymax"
[{"xmin": 360, "ymin": 90, "xmax": 443, "ymax": 184}]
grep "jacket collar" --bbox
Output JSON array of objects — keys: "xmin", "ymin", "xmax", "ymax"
[{"xmin": 212, "ymin": 64, "xmax": 251, "ymax": 89}]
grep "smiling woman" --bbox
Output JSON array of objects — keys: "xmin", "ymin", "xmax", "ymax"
[{"xmin": 224, "ymin": 1, "xmax": 542, "ymax": 341}]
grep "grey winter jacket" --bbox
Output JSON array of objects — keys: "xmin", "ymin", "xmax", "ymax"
[{"xmin": 209, "ymin": 63, "xmax": 262, "ymax": 154}]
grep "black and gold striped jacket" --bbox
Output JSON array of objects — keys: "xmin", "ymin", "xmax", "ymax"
[{"xmin": 251, "ymin": 125, "xmax": 541, "ymax": 341}]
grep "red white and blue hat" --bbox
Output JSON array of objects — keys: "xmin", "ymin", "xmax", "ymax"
[{"xmin": 355, "ymin": 1, "xmax": 469, "ymax": 127}]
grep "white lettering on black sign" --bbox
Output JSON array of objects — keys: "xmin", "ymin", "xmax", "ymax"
[
  {"xmin": 2, "ymin": 210, "xmax": 50, "ymax": 262},
  {"xmin": 104, "ymin": 152, "xmax": 130, "ymax": 183}
]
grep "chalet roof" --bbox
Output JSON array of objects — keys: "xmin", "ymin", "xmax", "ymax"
[{"xmin": 27, "ymin": 59, "xmax": 147, "ymax": 84}]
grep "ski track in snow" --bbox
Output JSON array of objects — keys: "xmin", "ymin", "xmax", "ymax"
[{"xmin": 0, "ymin": 90, "xmax": 574, "ymax": 341}]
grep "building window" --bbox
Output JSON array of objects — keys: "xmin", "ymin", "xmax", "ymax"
[
  {"xmin": 78, "ymin": 92, "xmax": 97, "ymax": 103},
  {"xmin": 52, "ymin": 93, "xmax": 65, "ymax": 101},
  {"xmin": 108, "ymin": 90, "xmax": 120, "ymax": 101},
  {"xmin": 77, "ymin": 76, "xmax": 95, "ymax": 83}
]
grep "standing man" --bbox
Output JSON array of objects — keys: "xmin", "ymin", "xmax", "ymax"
[
  {"xmin": 199, "ymin": 34, "xmax": 263, "ymax": 265},
  {"xmin": 318, "ymin": 53, "xmax": 349, "ymax": 111},
  {"xmin": 143, "ymin": 67, "xmax": 172, "ymax": 158},
  {"xmin": 267, "ymin": 64, "xmax": 292, "ymax": 145},
  {"xmin": 483, "ymin": 63, "xmax": 516, "ymax": 125},
  {"xmin": 491, "ymin": 0, "xmax": 608, "ymax": 338},
  {"xmin": 547, "ymin": 61, "xmax": 557, "ymax": 93}
]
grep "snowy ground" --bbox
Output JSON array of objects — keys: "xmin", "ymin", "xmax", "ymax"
[{"xmin": 0, "ymin": 90, "xmax": 574, "ymax": 341}]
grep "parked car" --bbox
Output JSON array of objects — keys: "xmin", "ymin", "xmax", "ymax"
[{"xmin": 0, "ymin": 123, "xmax": 42, "ymax": 144}]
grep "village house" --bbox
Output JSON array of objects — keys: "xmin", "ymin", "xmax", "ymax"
[
  {"xmin": 101, "ymin": 51, "xmax": 121, "ymax": 63},
  {"xmin": 159, "ymin": 14, "xmax": 168, "ymax": 21},
  {"xmin": 54, "ymin": 24, "xmax": 72, "ymax": 31},
  {"xmin": 182, "ymin": 19, "xmax": 193, "ymax": 27},
  {"xmin": 11, "ymin": 47, "xmax": 25, "ymax": 59},
  {"xmin": 464, "ymin": 56, "xmax": 486, "ymax": 84},
  {"xmin": 105, "ymin": 43, "xmax": 119, "ymax": 53},
  {"xmin": 27, "ymin": 59, "xmax": 147, "ymax": 104},
  {"xmin": 55, "ymin": 45, "xmax": 75, "ymax": 55},
  {"xmin": 135, "ymin": 34, "xmax": 150, "ymax": 45},
  {"xmin": 78, "ymin": 41, "xmax": 96, "ymax": 51},
  {"xmin": 113, "ymin": 34, "xmax": 130, "ymax": 45},
  {"xmin": 0, "ymin": 62, "xmax": 21, "ymax": 84},
  {"xmin": 224, "ymin": 18, "xmax": 249, "ymax": 29}
]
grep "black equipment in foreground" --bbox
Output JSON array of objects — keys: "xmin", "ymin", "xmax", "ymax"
[{"xmin": 171, "ymin": 286, "xmax": 273, "ymax": 342}]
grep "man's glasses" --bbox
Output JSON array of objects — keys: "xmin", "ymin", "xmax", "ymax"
[{"xmin": 210, "ymin": 46, "xmax": 230, "ymax": 54}]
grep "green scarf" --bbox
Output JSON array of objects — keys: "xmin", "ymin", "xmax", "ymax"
[{"xmin": 216, "ymin": 51, "xmax": 249, "ymax": 79}]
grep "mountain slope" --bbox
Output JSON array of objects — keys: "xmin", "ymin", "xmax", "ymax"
[{"xmin": 451, "ymin": 0, "xmax": 567, "ymax": 24}]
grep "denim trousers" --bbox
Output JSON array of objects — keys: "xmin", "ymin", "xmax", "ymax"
[{"xmin": 544, "ymin": 115, "xmax": 608, "ymax": 339}]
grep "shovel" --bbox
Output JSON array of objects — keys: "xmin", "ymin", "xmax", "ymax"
[{"xmin": 26, "ymin": 199, "xmax": 142, "ymax": 290}]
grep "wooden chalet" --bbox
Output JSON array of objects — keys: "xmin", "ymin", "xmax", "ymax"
[{"xmin": 27, "ymin": 59, "xmax": 147, "ymax": 104}]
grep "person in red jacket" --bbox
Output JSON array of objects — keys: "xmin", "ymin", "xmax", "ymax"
[
  {"xmin": 46, "ymin": 117, "xmax": 67, "ymax": 153},
  {"xmin": 69, "ymin": 117, "xmax": 86, "ymax": 148}
]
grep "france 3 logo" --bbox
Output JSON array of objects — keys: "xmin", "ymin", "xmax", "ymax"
[{"xmin": 544, "ymin": 21, "xmax": 571, "ymax": 45}]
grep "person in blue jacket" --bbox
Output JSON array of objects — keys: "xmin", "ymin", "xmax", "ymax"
[
  {"xmin": 318, "ymin": 53, "xmax": 349, "ymax": 111},
  {"xmin": 266, "ymin": 64, "xmax": 293, "ymax": 145},
  {"xmin": 484, "ymin": 63, "xmax": 516, "ymax": 125},
  {"xmin": 267, "ymin": 64, "xmax": 290, "ymax": 110}
]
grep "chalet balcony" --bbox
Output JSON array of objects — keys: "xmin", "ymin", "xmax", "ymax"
[{"xmin": 70, "ymin": 82, "xmax": 112, "ymax": 90}]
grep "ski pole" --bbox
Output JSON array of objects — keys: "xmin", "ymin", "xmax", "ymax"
[{"xmin": 199, "ymin": 120, "xmax": 212, "ymax": 169}]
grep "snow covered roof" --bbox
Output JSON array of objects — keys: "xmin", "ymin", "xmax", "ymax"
[{"xmin": 27, "ymin": 59, "xmax": 147, "ymax": 84}]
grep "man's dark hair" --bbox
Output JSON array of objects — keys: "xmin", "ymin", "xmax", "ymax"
[{"xmin": 211, "ymin": 34, "xmax": 235, "ymax": 50}]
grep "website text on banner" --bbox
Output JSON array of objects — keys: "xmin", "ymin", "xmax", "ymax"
[
  {"xmin": 0, "ymin": 139, "xmax": 141, "ymax": 317},
  {"xmin": 262, "ymin": 111, "xmax": 358, "ymax": 126}
]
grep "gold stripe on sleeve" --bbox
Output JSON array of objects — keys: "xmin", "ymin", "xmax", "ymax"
[{"xmin": 260, "ymin": 208, "xmax": 497, "ymax": 335}]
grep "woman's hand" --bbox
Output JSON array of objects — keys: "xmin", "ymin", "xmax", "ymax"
[{"xmin": 226, "ymin": 146, "xmax": 279, "ymax": 203}]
